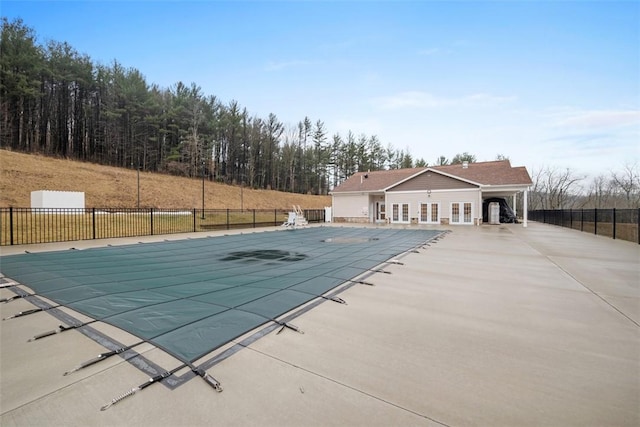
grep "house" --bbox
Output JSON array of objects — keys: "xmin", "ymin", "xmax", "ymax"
[{"xmin": 330, "ymin": 160, "xmax": 532, "ymax": 226}]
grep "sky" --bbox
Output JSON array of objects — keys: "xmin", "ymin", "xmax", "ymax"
[{"xmin": 2, "ymin": 0, "xmax": 639, "ymax": 179}]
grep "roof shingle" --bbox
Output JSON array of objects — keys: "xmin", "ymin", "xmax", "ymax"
[{"xmin": 331, "ymin": 160, "xmax": 531, "ymax": 193}]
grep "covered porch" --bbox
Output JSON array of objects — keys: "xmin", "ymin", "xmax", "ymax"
[{"xmin": 481, "ymin": 184, "xmax": 530, "ymax": 227}]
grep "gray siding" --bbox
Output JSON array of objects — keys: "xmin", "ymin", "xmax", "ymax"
[{"xmin": 388, "ymin": 171, "xmax": 477, "ymax": 192}]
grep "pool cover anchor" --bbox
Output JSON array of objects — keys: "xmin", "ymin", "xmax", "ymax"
[
  {"xmin": 100, "ymin": 371, "xmax": 172, "ymax": 411},
  {"xmin": 0, "ymin": 294, "xmax": 26, "ymax": 303},
  {"xmin": 2, "ymin": 308, "xmax": 46, "ymax": 320},
  {"xmin": 275, "ymin": 321, "xmax": 304, "ymax": 335},
  {"xmin": 191, "ymin": 364, "xmax": 223, "ymax": 392},
  {"xmin": 340, "ymin": 279, "xmax": 375, "ymax": 286},
  {"xmin": 319, "ymin": 295, "xmax": 347, "ymax": 305},
  {"xmin": 100, "ymin": 362, "xmax": 222, "ymax": 411},
  {"xmin": 29, "ymin": 324, "xmax": 80, "ymax": 342},
  {"xmin": 0, "ymin": 282, "xmax": 18, "ymax": 289},
  {"xmin": 63, "ymin": 347, "xmax": 130, "ymax": 376}
]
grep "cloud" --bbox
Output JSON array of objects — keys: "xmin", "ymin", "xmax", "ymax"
[
  {"xmin": 264, "ymin": 60, "xmax": 313, "ymax": 71},
  {"xmin": 552, "ymin": 110, "xmax": 640, "ymax": 130},
  {"xmin": 372, "ymin": 91, "xmax": 516, "ymax": 110}
]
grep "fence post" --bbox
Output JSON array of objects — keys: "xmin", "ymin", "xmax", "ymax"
[
  {"xmin": 92, "ymin": 208, "xmax": 96, "ymax": 240},
  {"xmin": 581, "ymin": 209, "xmax": 584, "ymax": 232},
  {"xmin": 226, "ymin": 209, "xmax": 230, "ymax": 230},
  {"xmin": 569, "ymin": 209, "xmax": 572, "ymax": 229},
  {"xmin": 193, "ymin": 208, "xmax": 196, "ymax": 232},
  {"xmin": 253, "ymin": 209, "xmax": 256, "ymax": 228},
  {"xmin": 9, "ymin": 207, "xmax": 14, "ymax": 245},
  {"xmin": 612, "ymin": 208, "xmax": 616, "ymax": 240},
  {"xmin": 150, "ymin": 208, "xmax": 154, "ymax": 236},
  {"xmin": 594, "ymin": 208, "xmax": 597, "ymax": 236}
]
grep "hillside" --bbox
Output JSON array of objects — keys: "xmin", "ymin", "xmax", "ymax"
[{"xmin": 0, "ymin": 150, "xmax": 331, "ymax": 209}]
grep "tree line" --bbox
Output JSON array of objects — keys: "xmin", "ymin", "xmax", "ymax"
[
  {"xmin": 528, "ymin": 163, "xmax": 640, "ymax": 210},
  {"xmin": 0, "ymin": 18, "xmax": 429, "ymax": 195},
  {"xmin": 4, "ymin": 18, "xmax": 636, "ymax": 207}
]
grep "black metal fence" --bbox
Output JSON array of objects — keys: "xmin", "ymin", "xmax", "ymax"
[
  {"xmin": 528, "ymin": 209, "xmax": 640, "ymax": 244},
  {"xmin": 0, "ymin": 208, "xmax": 326, "ymax": 246}
]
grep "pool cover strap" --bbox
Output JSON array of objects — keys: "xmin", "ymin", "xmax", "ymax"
[
  {"xmin": 29, "ymin": 324, "xmax": 79, "ymax": 342},
  {"xmin": 100, "ymin": 361, "xmax": 222, "ymax": 411},
  {"xmin": 3, "ymin": 308, "xmax": 43, "ymax": 320},
  {"xmin": 64, "ymin": 347, "xmax": 129, "ymax": 376}
]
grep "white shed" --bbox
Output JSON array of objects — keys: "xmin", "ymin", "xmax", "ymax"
[{"xmin": 31, "ymin": 191, "xmax": 85, "ymax": 209}]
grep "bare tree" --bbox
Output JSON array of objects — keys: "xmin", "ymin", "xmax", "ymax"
[
  {"xmin": 583, "ymin": 175, "xmax": 614, "ymax": 208},
  {"xmin": 610, "ymin": 162, "xmax": 640, "ymax": 208},
  {"xmin": 529, "ymin": 166, "xmax": 584, "ymax": 209}
]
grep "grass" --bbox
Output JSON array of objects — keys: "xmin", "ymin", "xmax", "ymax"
[
  {"xmin": 0, "ymin": 149, "xmax": 331, "ymax": 245},
  {"xmin": 0, "ymin": 149, "xmax": 331, "ymax": 209}
]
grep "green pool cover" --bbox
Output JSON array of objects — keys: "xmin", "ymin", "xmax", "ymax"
[{"xmin": 1, "ymin": 227, "xmax": 442, "ymax": 364}]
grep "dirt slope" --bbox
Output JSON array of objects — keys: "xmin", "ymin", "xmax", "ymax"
[{"xmin": 0, "ymin": 150, "xmax": 331, "ymax": 209}]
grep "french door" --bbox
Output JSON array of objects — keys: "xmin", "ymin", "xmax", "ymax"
[
  {"xmin": 419, "ymin": 202, "xmax": 440, "ymax": 224},
  {"xmin": 391, "ymin": 203, "xmax": 410, "ymax": 223},
  {"xmin": 450, "ymin": 202, "xmax": 473, "ymax": 224},
  {"xmin": 376, "ymin": 202, "xmax": 386, "ymax": 222}
]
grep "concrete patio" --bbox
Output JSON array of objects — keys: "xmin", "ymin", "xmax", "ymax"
[{"xmin": 1, "ymin": 222, "xmax": 638, "ymax": 426}]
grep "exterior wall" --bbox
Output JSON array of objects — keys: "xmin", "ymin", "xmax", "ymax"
[
  {"xmin": 331, "ymin": 193, "xmax": 371, "ymax": 221},
  {"xmin": 391, "ymin": 171, "xmax": 476, "ymax": 191},
  {"xmin": 385, "ymin": 189, "xmax": 481, "ymax": 225}
]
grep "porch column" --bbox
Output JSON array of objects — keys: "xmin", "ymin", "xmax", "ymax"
[
  {"xmin": 523, "ymin": 189, "xmax": 528, "ymax": 228},
  {"xmin": 512, "ymin": 194, "xmax": 517, "ymax": 216}
]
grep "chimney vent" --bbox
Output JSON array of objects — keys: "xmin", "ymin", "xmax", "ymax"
[{"xmin": 462, "ymin": 161, "xmax": 469, "ymax": 169}]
